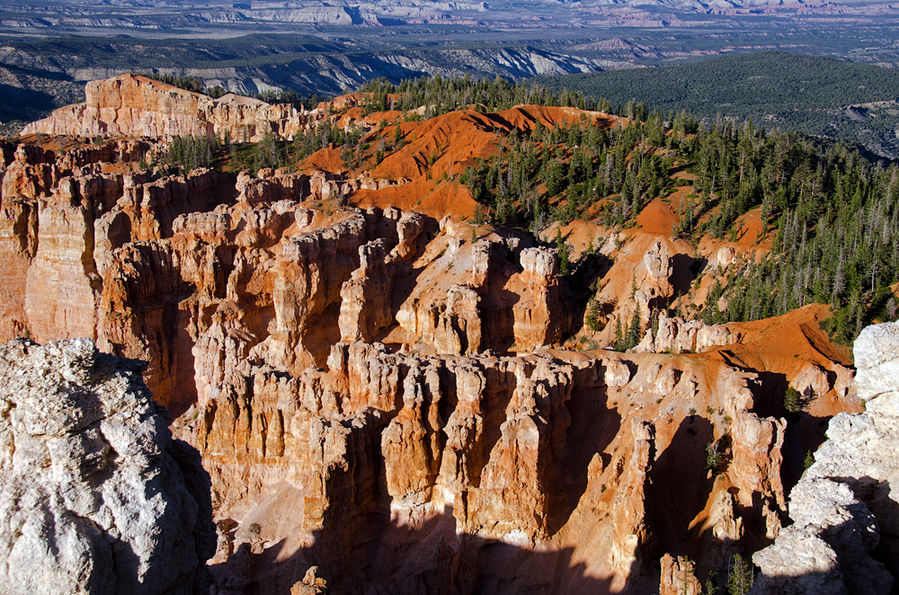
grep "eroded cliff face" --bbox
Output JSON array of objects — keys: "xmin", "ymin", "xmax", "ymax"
[
  {"xmin": 0, "ymin": 338, "xmax": 215, "ymax": 594},
  {"xmin": 0, "ymin": 90, "xmax": 866, "ymax": 592},
  {"xmin": 752, "ymin": 321, "xmax": 899, "ymax": 594},
  {"xmin": 185, "ymin": 342, "xmax": 797, "ymax": 592},
  {"xmin": 21, "ymin": 74, "xmax": 314, "ymax": 142}
]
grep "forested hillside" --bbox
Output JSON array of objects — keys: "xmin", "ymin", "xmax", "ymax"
[
  {"xmin": 535, "ymin": 51, "xmax": 899, "ymax": 158},
  {"xmin": 462, "ymin": 112, "xmax": 898, "ymax": 342},
  {"xmin": 72, "ymin": 74, "xmax": 899, "ymax": 345},
  {"xmin": 357, "ymin": 77, "xmax": 899, "ymax": 344}
]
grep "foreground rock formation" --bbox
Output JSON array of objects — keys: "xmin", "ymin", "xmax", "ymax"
[
  {"xmin": 0, "ymin": 338, "xmax": 215, "ymax": 593},
  {"xmin": 752, "ymin": 321, "xmax": 899, "ymax": 594}
]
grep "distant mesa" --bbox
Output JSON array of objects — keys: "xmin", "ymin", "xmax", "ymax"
[{"xmin": 21, "ymin": 73, "xmax": 311, "ymax": 142}]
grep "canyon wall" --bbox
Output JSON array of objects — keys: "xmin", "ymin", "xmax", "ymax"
[{"xmin": 0, "ymin": 88, "xmax": 872, "ymax": 592}]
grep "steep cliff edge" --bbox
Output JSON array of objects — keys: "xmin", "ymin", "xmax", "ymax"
[
  {"xmin": 752, "ymin": 321, "xmax": 899, "ymax": 593},
  {"xmin": 0, "ymin": 338, "xmax": 216, "ymax": 593}
]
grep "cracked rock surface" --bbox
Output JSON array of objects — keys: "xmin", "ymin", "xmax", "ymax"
[
  {"xmin": 752, "ymin": 321, "xmax": 899, "ymax": 594},
  {"xmin": 0, "ymin": 338, "xmax": 215, "ymax": 594}
]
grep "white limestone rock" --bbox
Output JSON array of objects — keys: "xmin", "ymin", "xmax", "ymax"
[
  {"xmin": 520, "ymin": 246, "xmax": 558, "ymax": 277},
  {"xmin": 0, "ymin": 338, "xmax": 215, "ymax": 594},
  {"xmin": 642, "ymin": 240, "xmax": 672, "ymax": 280},
  {"xmin": 751, "ymin": 322, "xmax": 899, "ymax": 594},
  {"xmin": 854, "ymin": 320, "xmax": 899, "ymax": 415}
]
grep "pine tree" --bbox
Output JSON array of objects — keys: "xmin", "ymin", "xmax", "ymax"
[
  {"xmin": 625, "ymin": 304, "xmax": 641, "ymax": 350},
  {"xmin": 614, "ymin": 316, "xmax": 625, "ymax": 351},
  {"xmin": 556, "ymin": 229, "xmax": 571, "ymax": 276},
  {"xmin": 726, "ymin": 554, "xmax": 754, "ymax": 595},
  {"xmin": 585, "ymin": 297, "xmax": 603, "ymax": 332}
]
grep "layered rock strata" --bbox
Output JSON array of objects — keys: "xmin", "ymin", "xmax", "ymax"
[{"xmin": 22, "ymin": 74, "xmax": 312, "ymax": 142}]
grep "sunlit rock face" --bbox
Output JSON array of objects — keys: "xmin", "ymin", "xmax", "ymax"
[
  {"xmin": 0, "ymin": 80, "xmax": 870, "ymax": 592},
  {"xmin": 21, "ymin": 74, "xmax": 312, "ymax": 142}
]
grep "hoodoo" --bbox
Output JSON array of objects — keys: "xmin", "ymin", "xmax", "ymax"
[{"xmin": 1, "ymin": 73, "xmax": 894, "ymax": 592}]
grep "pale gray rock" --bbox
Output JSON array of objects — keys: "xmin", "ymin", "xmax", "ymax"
[
  {"xmin": 0, "ymin": 338, "xmax": 215, "ymax": 594},
  {"xmin": 751, "ymin": 528, "xmax": 845, "ymax": 595},
  {"xmin": 603, "ymin": 358, "xmax": 632, "ymax": 387},
  {"xmin": 520, "ymin": 246, "xmax": 558, "ymax": 277},
  {"xmin": 712, "ymin": 246, "xmax": 736, "ymax": 271},
  {"xmin": 642, "ymin": 240, "xmax": 672, "ymax": 280},
  {"xmin": 634, "ymin": 313, "xmax": 732, "ymax": 353},
  {"xmin": 854, "ymin": 320, "xmax": 899, "ymax": 415},
  {"xmin": 752, "ymin": 322, "xmax": 899, "ymax": 594}
]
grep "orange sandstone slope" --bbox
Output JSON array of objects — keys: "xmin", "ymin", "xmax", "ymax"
[
  {"xmin": 371, "ymin": 105, "xmax": 618, "ymax": 180},
  {"xmin": 0, "ymin": 75, "xmax": 861, "ymax": 594},
  {"xmin": 348, "ymin": 105, "xmax": 620, "ymax": 219}
]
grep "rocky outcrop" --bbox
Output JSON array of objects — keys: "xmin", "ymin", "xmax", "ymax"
[
  {"xmin": 0, "ymin": 338, "xmax": 215, "ymax": 593},
  {"xmin": 338, "ymin": 239, "xmax": 392, "ymax": 342},
  {"xmin": 752, "ymin": 321, "xmax": 899, "ymax": 594},
  {"xmin": 512, "ymin": 247, "xmax": 567, "ymax": 351},
  {"xmin": 21, "ymin": 74, "xmax": 312, "ymax": 142},
  {"xmin": 643, "ymin": 239, "xmax": 672, "ymax": 281},
  {"xmin": 635, "ymin": 313, "xmax": 736, "ymax": 353},
  {"xmin": 660, "ymin": 554, "xmax": 702, "ymax": 595}
]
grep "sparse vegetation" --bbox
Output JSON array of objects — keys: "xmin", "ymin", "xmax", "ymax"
[
  {"xmin": 784, "ymin": 387, "xmax": 803, "ymax": 414},
  {"xmin": 360, "ymin": 75, "xmax": 609, "ymax": 118},
  {"xmin": 726, "ymin": 553, "xmax": 754, "ymax": 595},
  {"xmin": 556, "ymin": 229, "xmax": 571, "ymax": 276},
  {"xmin": 705, "ymin": 439, "xmax": 727, "ymax": 475},
  {"xmin": 803, "ymin": 450, "xmax": 815, "ymax": 471},
  {"xmin": 429, "ymin": 69, "xmax": 899, "ymax": 343},
  {"xmin": 705, "ymin": 570, "xmax": 720, "ymax": 595},
  {"xmin": 164, "ymin": 134, "xmax": 220, "ymax": 171},
  {"xmin": 585, "ymin": 297, "xmax": 604, "ymax": 332},
  {"xmin": 784, "ymin": 386, "xmax": 816, "ymax": 414},
  {"xmin": 458, "ymin": 113, "xmax": 673, "ymax": 230}
]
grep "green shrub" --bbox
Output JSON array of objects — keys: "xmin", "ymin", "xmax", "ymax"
[
  {"xmin": 726, "ymin": 553, "xmax": 754, "ymax": 595},
  {"xmin": 784, "ymin": 387, "xmax": 803, "ymax": 414}
]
